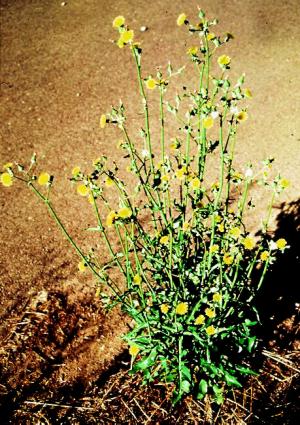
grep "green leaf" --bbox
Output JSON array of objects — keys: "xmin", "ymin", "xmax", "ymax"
[
  {"xmin": 236, "ymin": 365, "xmax": 258, "ymax": 376},
  {"xmin": 181, "ymin": 365, "xmax": 191, "ymax": 381},
  {"xmin": 213, "ymin": 385, "xmax": 224, "ymax": 405},
  {"xmin": 131, "ymin": 348, "xmax": 157, "ymax": 373},
  {"xmin": 181, "ymin": 379, "xmax": 190, "ymax": 394},
  {"xmin": 197, "ymin": 379, "xmax": 208, "ymax": 399},
  {"xmin": 247, "ymin": 336, "xmax": 256, "ymax": 352},
  {"xmin": 224, "ymin": 372, "xmax": 242, "ymax": 388}
]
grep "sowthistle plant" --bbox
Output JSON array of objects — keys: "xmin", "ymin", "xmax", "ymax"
[{"xmin": 1, "ymin": 9, "xmax": 290, "ymax": 404}]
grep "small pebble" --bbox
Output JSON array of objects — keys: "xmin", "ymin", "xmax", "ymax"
[
  {"xmin": 140, "ymin": 26, "xmax": 148, "ymax": 32},
  {"xmin": 61, "ymin": 2, "xmax": 67, "ymax": 6}
]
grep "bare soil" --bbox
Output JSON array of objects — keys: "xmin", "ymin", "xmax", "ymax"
[{"xmin": 0, "ymin": 0, "xmax": 299, "ymax": 423}]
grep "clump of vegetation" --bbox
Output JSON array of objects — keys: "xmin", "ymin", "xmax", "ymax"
[{"xmin": 1, "ymin": 8, "xmax": 290, "ymax": 404}]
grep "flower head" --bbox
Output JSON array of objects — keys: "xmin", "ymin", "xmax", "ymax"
[
  {"xmin": 177, "ymin": 13, "xmax": 187, "ymax": 26},
  {"xmin": 276, "ymin": 238, "xmax": 287, "ymax": 250},
  {"xmin": 175, "ymin": 166, "xmax": 187, "ymax": 180},
  {"xmin": 100, "ymin": 114, "xmax": 107, "ymax": 128},
  {"xmin": 120, "ymin": 29, "xmax": 134, "ymax": 44},
  {"xmin": 190, "ymin": 177, "xmax": 201, "ymax": 190},
  {"xmin": 187, "ymin": 46, "xmax": 198, "ymax": 56},
  {"xmin": 38, "ymin": 172, "xmax": 50, "ymax": 186},
  {"xmin": 213, "ymin": 293, "xmax": 222, "ymax": 303},
  {"xmin": 203, "ymin": 116, "xmax": 214, "ymax": 129},
  {"xmin": 129, "ymin": 345, "xmax": 140, "ymax": 357},
  {"xmin": 260, "ymin": 251, "xmax": 269, "ymax": 261},
  {"xmin": 133, "ymin": 274, "xmax": 142, "ymax": 285},
  {"xmin": 118, "ymin": 207, "xmax": 132, "ymax": 219},
  {"xmin": 176, "ymin": 302, "xmax": 188, "ymax": 315},
  {"xmin": 223, "ymin": 253, "xmax": 234, "ymax": 265},
  {"xmin": 3, "ymin": 162, "xmax": 13, "ymax": 170},
  {"xmin": 105, "ymin": 177, "xmax": 114, "ymax": 187},
  {"xmin": 230, "ymin": 227, "xmax": 241, "ymax": 239},
  {"xmin": 207, "ymin": 33, "xmax": 216, "ymax": 41},
  {"xmin": 78, "ymin": 260, "xmax": 87, "ymax": 272},
  {"xmin": 243, "ymin": 236, "xmax": 256, "ymax": 250},
  {"xmin": 145, "ymin": 78, "xmax": 157, "ymax": 90},
  {"xmin": 218, "ymin": 55, "xmax": 231, "ymax": 67},
  {"xmin": 113, "ymin": 15, "xmax": 125, "ymax": 28},
  {"xmin": 77, "ymin": 184, "xmax": 89, "ymax": 197},
  {"xmin": 195, "ymin": 315, "xmax": 205, "ymax": 325},
  {"xmin": 206, "ymin": 325, "xmax": 216, "ymax": 336},
  {"xmin": 244, "ymin": 88, "xmax": 252, "ymax": 99},
  {"xmin": 1, "ymin": 172, "xmax": 13, "ymax": 187},
  {"xmin": 210, "ymin": 244, "xmax": 219, "ymax": 254},
  {"xmin": 160, "ymin": 235, "xmax": 169, "ymax": 245},
  {"xmin": 72, "ymin": 166, "xmax": 81, "ymax": 177},
  {"xmin": 205, "ymin": 308, "xmax": 215, "ymax": 318},
  {"xmin": 106, "ymin": 211, "xmax": 118, "ymax": 227},
  {"xmin": 182, "ymin": 221, "xmax": 190, "ymax": 232},
  {"xmin": 236, "ymin": 111, "xmax": 248, "ymax": 122},
  {"xmin": 160, "ymin": 304, "xmax": 169, "ymax": 314},
  {"xmin": 279, "ymin": 178, "xmax": 290, "ymax": 189}
]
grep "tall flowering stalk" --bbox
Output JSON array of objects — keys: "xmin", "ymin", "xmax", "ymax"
[{"xmin": 1, "ymin": 9, "xmax": 289, "ymax": 403}]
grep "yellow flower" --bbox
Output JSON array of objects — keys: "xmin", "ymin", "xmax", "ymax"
[
  {"xmin": 3, "ymin": 162, "xmax": 13, "ymax": 169},
  {"xmin": 129, "ymin": 345, "xmax": 140, "ymax": 357},
  {"xmin": 214, "ymin": 215, "xmax": 222, "ymax": 223},
  {"xmin": 77, "ymin": 184, "xmax": 89, "ymax": 197},
  {"xmin": 38, "ymin": 172, "xmax": 50, "ymax": 186},
  {"xmin": 279, "ymin": 178, "xmax": 290, "ymax": 189},
  {"xmin": 203, "ymin": 116, "xmax": 214, "ymax": 129},
  {"xmin": 78, "ymin": 260, "xmax": 87, "ymax": 272},
  {"xmin": 160, "ymin": 235, "xmax": 169, "ymax": 245},
  {"xmin": 0, "ymin": 172, "xmax": 13, "ymax": 187},
  {"xmin": 210, "ymin": 244, "xmax": 219, "ymax": 254},
  {"xmin": 236, "ymin": 111, "xmax": 248, "ymax": 122},
  {"xmin": 175, "ymin": 166, "xmax": 187, "ymax": 180},
  {"xmin": 118, "ymin": 207, "xmax": 132, "ymax": 219},
  {"xmin": 133, "ymin": 274, "xmax": 142, "ymax": 285},
  {"xmin": 145, "ymin": 78, "xmax": 157, "ymax": 90},
  {"xmin": 161, "ymin": 174, "xmax": 170, "ymax": 182},
  {"xmin": 187, "ymin": 46, "xmax": 198, "ymax": 55},
  {"xmin": 230, "ymin": 227, "xmax": 241, "ymax": 238},
  {"xmin": 105, "ymin": 177, "xmax": 114, "ymax": 187},
  {"xmin": 276, "ymin": 238, "xmax": 287, "ymax": 249},
  {"xmin": 113, "ymin": 15, "xmax": 125, "ymax": 28},
  {"xmin": 207, "ymin": 33, "xmax": 216, "ymax": 41},
  {"xmin": 218, "ymin": 223, "xmax": 225, "ymax": 233},
  {"xmin": 213, "ymin": 293, "xmax": 222, "ymax": 303},
  {"xmin": 106, "ymin": 211, "xmax": 118, "ymax": 227},
  {"xmin": 170, "ymin": 139, "xmax": 180, "ymax": 150},
  {"xmin": 100, "ymin": 114, "xmax": 107, "ymax": 128},
  {"xmin": 218, "ymin": 54, "xmax": 231, "ymax": 66},
  {"xmin": 206, "ymin": 325, "xmax": 216, "ymax": 336},
  {"xmin": 182, "ymin": 221, "xmax": 190, "ymax": 232},
  {"xmin": 72, "ymin": 166, "xmax": 81, "ymax": 176},
  {"xmin": 243, "ymin": 236, "xmax": 256, "ymax": 250},
  {"xmin": 195, "ymin": 315, "xmax": 205, "ymax": 325},
  {"xmin": 260, "ymin": 251, "xmax": 269, "ymax": 261},
  {"xmin": 120, "ymin": 29, "xmax": 134, "ymax": 44},
  {"xmin": 117, "ymin": 38, "xmax": 125, "ymax": 48},
  {"xmin": 176, "ymin": 302, "xmax": 188, "ymax": 315},
  {"xmin": 160, "ymin": 304, "xmax": 169, "ymax": 314},
  {"xmin": 244, "ymin": 88, "xmax": 253, "ymax": 98},
  {"xmin": 223, "ymin": 253, "xmax": 234, "ymax": 265},
  {"xmin": 177, "ymin": 13, "xmax": 187, "ymax": 26},
  {"xmin": 189, "ymin": 177, "xmax": 201, "ymax": 191},
  {"xmin": 205, "ymin": 308, "xmax": 215, "ymax": 318}
]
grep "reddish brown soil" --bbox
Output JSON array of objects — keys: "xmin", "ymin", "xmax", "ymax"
[{"xmin": 0, "ymin": 0, "xmax": 299, "ymax": 423}]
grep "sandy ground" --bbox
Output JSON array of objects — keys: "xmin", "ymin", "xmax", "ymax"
[{"xmin": 0, "ymin": 0, "xmax": 299, "ymax": 422}]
